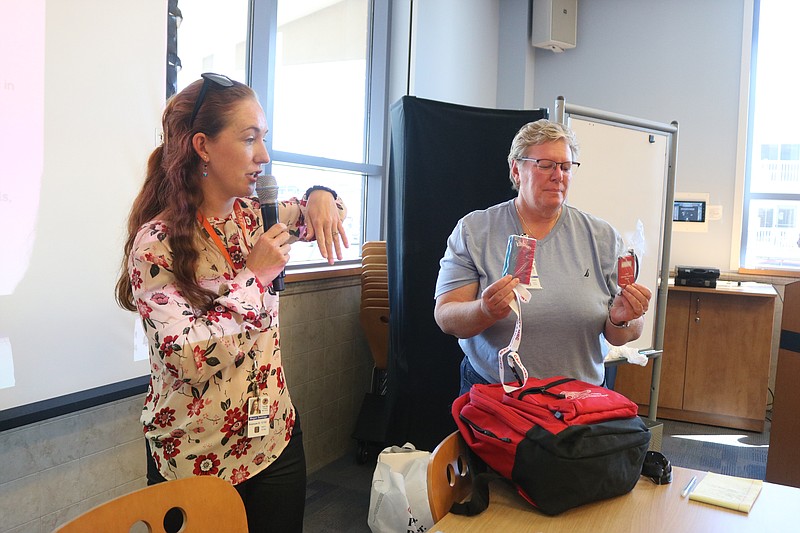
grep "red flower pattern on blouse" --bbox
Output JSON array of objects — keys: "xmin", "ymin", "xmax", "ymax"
[
  {"xmin": 143, "ymin": 252, "xmax": 169, "ymax": 269},
  {"xmin": 255, "ymin": 364, "xmax": 271, "ymax": 391},
  {"xmin": 221, "ymin": 408, "xmax": 247, "ymax": 440},
  {"xmin": 207, "ymin": 305, "xmax": 233, "ymax": 323},
  {"xmin": 229, "ymin": 437, "xmax": 252, "ymax": 459},
  {"xmin": 241, "ymin": 211, "xmax": 257, "ymax": 232},
  {"xmin": 192, "ymin": 345, "xmax": 207, "ymax": 369},
  {"xmin": 193, "ymin": 453, "xmax": 221, "ymax": 476},
  {"xmin": 230, "ymin": 465, "xmax": 250, "ymax": 484},
  {"xmin": 136, "ymin": 299, "xmax": 152, "ymax": 318},
  {"xmin": 154, "ymin": 407, "xmax": 176, "ymax": 428},
  {"xmin": 284, "ymin": 410, "xmax": 295, "ymax": 441},
  {"xmin": 131, "ymin": 268, "xmax": 143, "ymax": 290},
  {"xmin": 159, "ymin": 335, "xmax": 179, "ymax": 358},
  {"xmin": 161, "ymin": 437, "xmax": 181, "ymax": 460},
  {"xmin": 186, "ymin": 397, "xmax": 206, "ymax": 417}
]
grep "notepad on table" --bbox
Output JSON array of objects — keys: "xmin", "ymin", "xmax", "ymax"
[{"xmin": 688, "ymin": 472, "xmax": 763, "ymax": 513}]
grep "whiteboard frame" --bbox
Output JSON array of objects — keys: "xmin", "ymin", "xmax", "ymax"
[{"xmin": 555, "ymin": 96, "xmax": 678, "ymax": 421}]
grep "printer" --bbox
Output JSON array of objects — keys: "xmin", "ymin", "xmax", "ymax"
[{"xmin": 675, "ymin": 265, "xmax": 721, "ymax": 288}]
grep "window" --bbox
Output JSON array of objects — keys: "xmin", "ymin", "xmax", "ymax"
[
  {"xmin": 781, "ymin": 144, "xmax": 800, "ymax": 161},
  {"xmin": 170, "ymin": 0, "xmax": 389, "ymax": 267},
  {"xmin": 174, "ymin": 1, "xmax": 250, "ymax": 89},
  {"xmin": 741, "ymin": 0, "xmax": 800, "ymax": 271},
  {"xmin": 757, "ymin": 207, "xmax": 773, "ymax": 229}
]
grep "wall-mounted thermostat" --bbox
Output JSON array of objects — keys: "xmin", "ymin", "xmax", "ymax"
[{"xmin": 673, "ymin": 192, "xmax": 709, "ymax": 233}]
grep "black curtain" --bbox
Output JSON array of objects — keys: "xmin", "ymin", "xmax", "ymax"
[
  {"xmin": 386, "ymin": 96, "xmax": 548, "ymax": 450},
  {"xmin": 167, "ymin": 0, "xmax": 182, "ymax": 99}
]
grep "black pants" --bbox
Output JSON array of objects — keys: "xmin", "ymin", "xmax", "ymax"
[{"xmin": 146, "ymin": 416, "xmax": 307, "ymax": 533}]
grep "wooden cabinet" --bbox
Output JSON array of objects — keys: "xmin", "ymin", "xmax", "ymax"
[{"xmin": 615, "ymin": 282, "xmax": 776, "ymax": 432}]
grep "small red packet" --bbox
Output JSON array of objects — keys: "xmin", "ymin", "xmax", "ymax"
[
  {"xmin": 502, "ymin": 234, "xmax": 537, "ymax": 285},
  {"xmin": 617, "ymin": 250, "xmax": 638, "ymax": 288}
]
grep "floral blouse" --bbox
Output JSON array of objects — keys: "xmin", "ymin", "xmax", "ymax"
[{"xmin": 130, "ymin": 195, "xmax": 346, "ymax": 485}]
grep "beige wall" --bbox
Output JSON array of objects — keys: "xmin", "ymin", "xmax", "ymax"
[{"xmin": 0, "ymin": 278, "xmax": 373, "ymax": 532}]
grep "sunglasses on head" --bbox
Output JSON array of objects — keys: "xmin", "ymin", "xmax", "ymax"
[{"xmin": 189, "ymin": 72, "xmax": 234, "ymax": 128}]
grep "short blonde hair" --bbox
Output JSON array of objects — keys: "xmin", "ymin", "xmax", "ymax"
[{"xmin": 507, "ymin": 119, "xmax": 579, "ymax": 190}]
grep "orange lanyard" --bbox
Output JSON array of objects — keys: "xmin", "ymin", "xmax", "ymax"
[{"xmin": 197, "ymin": 204, "xmax": 251, "ymax": 273}]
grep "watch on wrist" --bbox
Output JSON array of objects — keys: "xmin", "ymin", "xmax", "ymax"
[
  {"xmin": 608, "ymin": 313, "xmax": 630, "ymax": 329},
  {"xmin": 304, "ymin": 185, "xmax": 338, "ymax": 200}
]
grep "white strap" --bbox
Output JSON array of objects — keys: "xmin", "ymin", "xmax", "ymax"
[{"xmin": 498, "ymin": 289, "xmax": 529, "ymax": 393}]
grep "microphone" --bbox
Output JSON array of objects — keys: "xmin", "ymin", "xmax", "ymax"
[{"xmin": 256, "ymin": 174, "xmax": 285, "ymax": 292}]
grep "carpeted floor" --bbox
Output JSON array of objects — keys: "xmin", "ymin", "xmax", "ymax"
[
  {"xmin": 303, "ymin": 417, "xmax": 772, "ymax": 532},
  {"xmin": 304, "ymin": 449, "xmax": 376, "ymax": 533},
  {"xmin": 660, "ymin": 418, "xmax": 770, "ymax": 481}
]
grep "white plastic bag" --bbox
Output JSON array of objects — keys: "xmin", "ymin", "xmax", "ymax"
[{"xmin": 367, "ymin": 443, "xmax": 434, "ymax": 533}]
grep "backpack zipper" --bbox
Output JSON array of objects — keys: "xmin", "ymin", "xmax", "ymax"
[
  {"xmin": 517, "ymin": 377, "xmax": 576, "ymax": 401},
  {"xmin": 460, "ymin": 414, "xmax": 512, "ymax": 442}
]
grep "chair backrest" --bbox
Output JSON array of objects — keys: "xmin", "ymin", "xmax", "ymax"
[
  {"xmin": 360, "ymin": 240, "xmax": 389, "ymax": 371},
  {"xmin": 53, "ymin": 476, "xmax": 248, "ymax": 533},
  {"xmin": 427, "ymin": 430, "xmax": 473, "ymax": 523}
]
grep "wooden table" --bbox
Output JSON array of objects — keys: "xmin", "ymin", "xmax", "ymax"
[{"xmin": 431, "ymin": 466, "xmax": 800, "ymax": 532}]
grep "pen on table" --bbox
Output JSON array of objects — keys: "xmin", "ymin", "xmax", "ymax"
[{"xmin": 681, "ymin": 476, "xmax": 697, "ymax": 498}]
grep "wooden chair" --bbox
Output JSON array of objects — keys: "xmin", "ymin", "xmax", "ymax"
[
  {"xmin": 361, "ymin": 269, "xmax": 388, "ymax": 283},
  {"xmin": 361, "ymin": 254, "xmax": 388, "ymax": 266},
  {"xmin": 361, "ymin": 280, "xmax": 389, "ymax": 291},
  {"xmin": 361, "ymin": 289, "xmax": 389, "ymax": 302},
  {"xmin": 360, "ymin": 306, "xmax": 390, "ymax": 370},
  {"xmin": 361, "ymin": 240, "xmax": 387, "ymax": 255},
  {"xmin": 361, "ymin": 297, "xmax": 390, "ymax": 310},
  {"xmin": 53, "ymin": 476, "xmax": 248, "ymax": 533},
  {"xmin": 359, "ymin": 240, "xmax": 389, "ymax": 371},
  {"xmin": 427, "ymin": 431, "xmax": 473, "ymax": 523}
]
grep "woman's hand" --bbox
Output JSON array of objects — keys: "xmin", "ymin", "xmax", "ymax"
[
  {"xmin": 479, "ymin": 275, "xmax": 520, "ymax": 322},
  {"xmin": 247, "ymin": 222, "xmax": 291, "ymax": 285},
  {"xmin": 305, "ymin": 190, "xmax": 349, "ymax": 264},
  {"xmin": 609, "ymin": 283, "xmax": 652, "ymax": 325}
]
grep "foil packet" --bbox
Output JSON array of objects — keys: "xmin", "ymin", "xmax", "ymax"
[{"xmin": 502, "ymin": 234, "xmax": 541, "ymax": 292}]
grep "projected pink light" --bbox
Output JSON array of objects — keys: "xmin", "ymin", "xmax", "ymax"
[{"xmin": 0, "ymin": 0, "xmax": 45, "ymax": 296}]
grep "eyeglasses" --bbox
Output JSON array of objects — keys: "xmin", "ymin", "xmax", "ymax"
[
  {"xmin": 189, "ymin": 73, "xmax": 234, "ymax": 128},
  {"xmin": 516, "ymin": 158, "xmax": 580, "ymax": 174}
]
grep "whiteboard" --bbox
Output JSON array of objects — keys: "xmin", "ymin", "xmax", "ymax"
[
  {"xmin": 565, "ymin": 118, "xmax": 670, "ymax": 351},
  {"xmin": 0, "ymin": 0, "xmax": 163, "ymax": 429}
]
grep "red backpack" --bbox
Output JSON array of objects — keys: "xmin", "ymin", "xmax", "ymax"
[{"xmin": 451, "ymin": 376, "xmax": 651, "ymax": 515}]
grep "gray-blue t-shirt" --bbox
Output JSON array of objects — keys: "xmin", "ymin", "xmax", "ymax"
[{"xmin": 434, "ymin": 199, "xmax": 625, "ymax": 385}]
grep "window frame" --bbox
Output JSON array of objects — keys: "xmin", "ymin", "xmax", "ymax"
[
  {"xmin": 248, "ymin": 0, "xmax": 390, "ymax": 274},
  {"xmin": 736, "ymin": 0, "xmax": 800, "ymax": 276}
]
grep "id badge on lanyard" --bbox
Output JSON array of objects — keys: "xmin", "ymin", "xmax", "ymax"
[{"xmin": 247, "ymin": 395, "xmax": 271, "ymax": 438}]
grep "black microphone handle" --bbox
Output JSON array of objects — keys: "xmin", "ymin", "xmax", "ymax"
[{"xmin": 260, "ymin": 202, "xmax": 285, "ymax": 292}]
